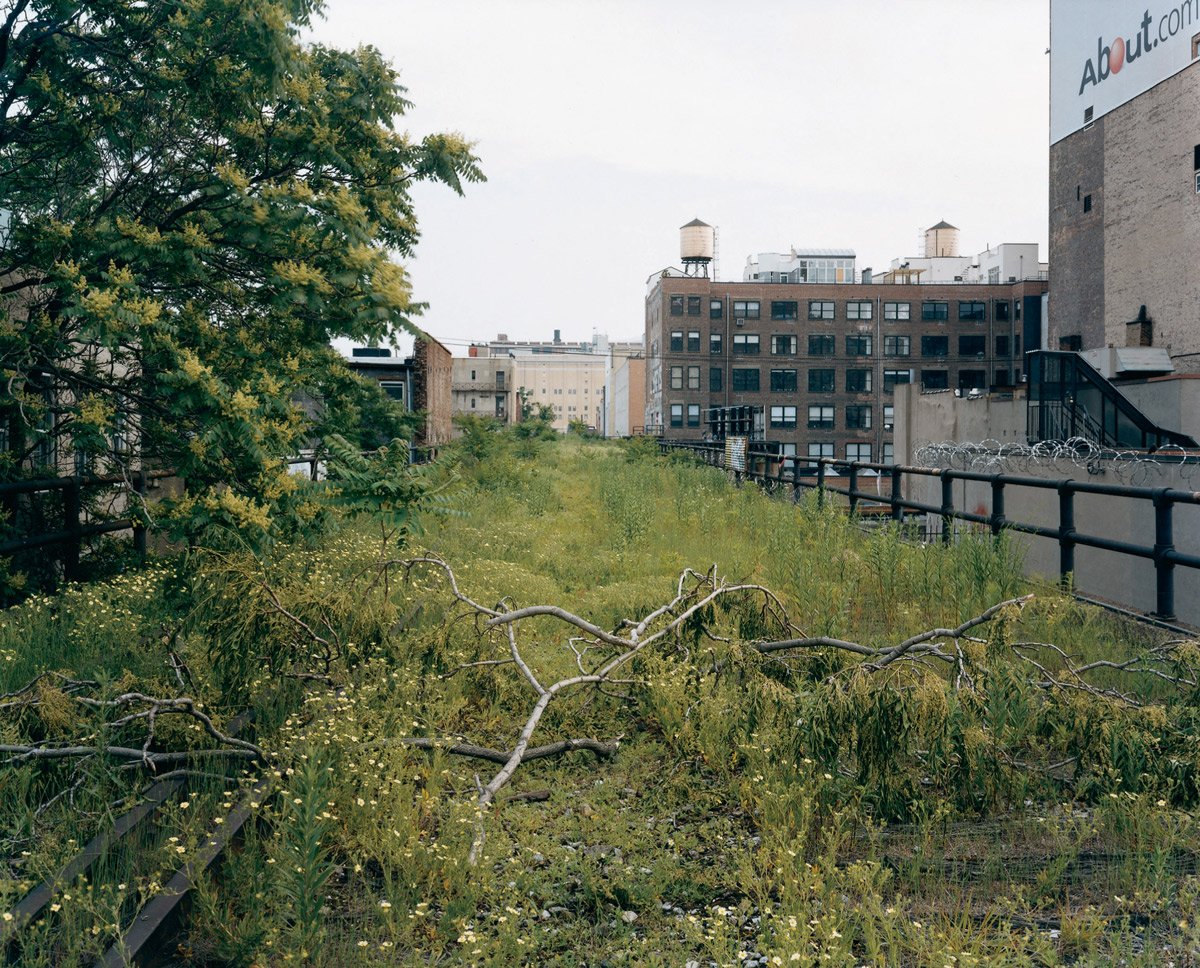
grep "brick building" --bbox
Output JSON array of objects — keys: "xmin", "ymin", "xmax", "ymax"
[
  {"xmin": 1048, "ymin": 1, "xmax": 1200, "ymax": 366},
  {"xmin": 345, "ymin": 330, "xmax": 453, "ymax": 455},
  {"xmin": 645, "ymin": 273, "xmax": 1047, "ymax": 462}
]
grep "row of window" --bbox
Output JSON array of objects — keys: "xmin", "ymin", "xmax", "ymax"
[
  {"xmin": 671, "ymin": 367, "xmax": 879, "ymax": 393},
  {"xmin": 668, "ymin": 404, "xmax": 888, "ymax": 431},
  {"xmin": 667, "ymin": 367, "xmax": 994, "ymax": 394},
  {"xmin": 670, "ymin": 297, "xmax": 1012, "ymax": 322},
  {"xmin": 669, "ymin": 332, "xmax": 1021, "ymax": 358}
]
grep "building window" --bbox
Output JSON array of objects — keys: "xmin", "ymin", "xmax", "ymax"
[
  {"xmin": 845, "ymin": 369, "xmax": 872, "ymax": 393},
  {"xmin": 688, "ymin": 330, "xmax": 701, "ymax": 352},
  {"xmin": 669, "ymin": 295, "xmax": 684, "ymax": 315},
  {"xmin": 670, "ymin": 404, "xmax": 683, "ymax": 427},
  {"xmin": 921, "ymin": 369, "xmax": 949, "ymax": 389},
  {"xmin": 710, "ymin": 332, "xmax": 723, "ymax": 355},
  {"xmin": 687, "ymin": 404, "xmax": 701, "ymax": 427},
  {"xmin": 959, "ymin": 301, "xmax": 987, "ymax": 322},
  {"xmin": 808, "ymin": 334, "xmax": 835, "ymax": 356},
  {"xmin": 921, "ymin": 335, "xmax": 949, "ymax": 357},
  {"xmin": 710, "ymin": 367, "xmax": 722, "ymax": 392},
  {"xmin": 688, "ymin": 366, "xmax": 701, "ymax": 390},
  {"xmin": 845, "ymin": 334, "xmax": 872, "ymax": 357},
  {"xmin": 1083, "ymin": 193, "xmax": 1092, "ymax": 212},
  {"xmin": 846, "ymin": 442, "xmax": 871, "ymax": 462},
  {"xmin": 994, "ymin": 369, "xmax": 1010, "ymax": 387},
  {"xmin": 846, "ymin": 301, "xmax": 873, "ymax": 320},
  {"xmin": 670, "ymin": 331, "xmax": 683, "ymax": 352},
  {"xmin": 771, "ymin": 334, "xmax": 798, "ymax": 356},
  {"xmin": 770, "ymin": 405, "xmax": 797, "ymax": 429},
  {"xmin": 808, "ymin": 442, "xmax": 833, "ymax": 459},
  {"xmin": 710, "ymin": 299, "xmax": 723, "ymax": 319},
  {"xmin": 732, "ymin": 368, "xmax": 760, "ymax": 392},
  {"xmin": 921, "ymin": 301, "xmax": 949, "ymax": 322},
  {"xmin": 884, "ymin": 302, "xmax": 910, "ymax": 321},
  {"xmin": 670, "ymin": 366, "xmax": 683, "ymax": 390},
  {"xmin": 780, "ymin": 443, "xmax": 796, "ymax": 458},
  {"xmin": 959, "ymin": 369, "xmax": 987, "ymax": 390},
  {"xmin": 1061, "ymin": 334, "xmax": 1083, "ymax": 351},
  {"xmin": 470, "ymin": 397, "xmax": 476, "ymax": 409},
  {"xmin": 733, "ymin": 333, "xmax": 760, "ymax": 355},
  {"xmin": 883, "ymin": 369, "xmax": 912, "ymax": 395},
  {"xmin": 959, "ymin": 334, "xmax": 986, "ymax": 356},
  {"xmin": 808, "ymin": 368, "xmax": 835, "ymax": 393},
  {"xmin": 770, "ymin": 369, "xmax": 798, "ymax": 392},
  {"xmin": 808, "ymin": 405, "xmax": 834, "ymax": 429},
  {"xmin": 846, "ymin": 405, "xmax": 871, "ymax": 430},
  {"xmin": 771, "ymin": 301, "xmax": 798, "ymax": 320},
  {"xmin": 883, "ymin": 405, "xmax": 894, "ymax": 431},
  {"xmin": 884, "ymin": 334, "xmax": 910, "ymax": 357},
  {"xmin": 379, "ymin": 381, "xmax": 405, "ymax": 402},
  {"xmin": 687, "ymin": 295, "xmax": 701, "ymax": 316},
  {"xmin": 995, "ymin": 300, "xmax": 1010, "ymax": 322},
  {"xmin": 808, "ymin": 300, "xmax": 835, "ymax": 320},
  {"xmin": 882, "ymin": 443, "xmax": 895, "ymax": 465},
  {"xmin": 733, "ymin": 300, "xmax": 760, "ymax": 319}
]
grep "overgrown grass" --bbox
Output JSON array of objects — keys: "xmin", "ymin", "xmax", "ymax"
[{"xmin": 3, "ymin": 436, "xmax": 1199, "ymax": 966}]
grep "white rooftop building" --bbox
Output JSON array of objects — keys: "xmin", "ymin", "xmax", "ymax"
[{"xmin": 743, "ymin": 248, "xmax": 857, "ymax": 284}]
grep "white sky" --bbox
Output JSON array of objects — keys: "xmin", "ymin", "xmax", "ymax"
[{"xmin": 310, "ymin": 0, "xmax": 1051, "ymax": 354}]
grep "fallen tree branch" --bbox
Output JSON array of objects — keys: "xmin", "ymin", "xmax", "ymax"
[{"xmin": 377, "ymin": 736, "xmax": 621, "ymax": 765}]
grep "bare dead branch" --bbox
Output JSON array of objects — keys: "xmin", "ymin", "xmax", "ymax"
[{"xmin": 380, "ymin": 735, "xmax": 620, "ymax": 765}]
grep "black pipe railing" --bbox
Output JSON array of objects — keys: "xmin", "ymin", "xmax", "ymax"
[{"xmin": 659, "ymin": 439, "xmax": 1200, "ymax": 620}]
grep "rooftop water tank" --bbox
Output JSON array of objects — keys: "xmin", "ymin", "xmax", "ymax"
[
  {"xmin": 680, "ymin": 218, "xmax": 715, "ymax": 265},
  {"xmin": 924, "ymin": 220, "xmax": 960, "ymax": 258}
]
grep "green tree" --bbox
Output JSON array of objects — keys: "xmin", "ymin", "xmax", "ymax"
[{"xmin": 0, "ymin": 0, "xmax": 482, "ymax": 544}]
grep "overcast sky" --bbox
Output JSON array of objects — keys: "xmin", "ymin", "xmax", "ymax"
[{"xmin": 310, "ymin": 0, "xmax": 1051, "ymax": 355}]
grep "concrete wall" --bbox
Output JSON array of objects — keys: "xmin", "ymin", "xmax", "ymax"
[
  {"xmin": 894, "ymin": 386, "xmax": 1026, "ymax": 461},
  {"xmin": 895, "ymin": 384, "xmax": 1200, "ymax": 624},
  {"xmin": 1115, "ymin": 375, "xmax": 1200, "ymax": 439},
  {"xmin": 512, "ymin": 355, "xmax": 607, "ymax": 432},
  {"xmin": 901, "ymin": 455, "xmax": 1200, "ymax": 626}
]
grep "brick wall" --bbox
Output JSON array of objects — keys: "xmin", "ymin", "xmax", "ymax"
[
  {"xmin": 413, "ymin": 333, "xmax": 453, "ymax": 448},
  {"xmin": 1049, "ymin": 119, "xmax": 1105, "ymax": 350},
  {"xmin": 1050, "ymin": 65, "xmax": 1200, "ymax": 371},
  {"xmin": 1102, "ymin": 68, "xmax": 1200, "ymax": 372}
]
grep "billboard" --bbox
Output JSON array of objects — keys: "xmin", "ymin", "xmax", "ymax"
[{"xmin": 1051, "ymin": 0, "xmax": 1200, "ymax": 143}]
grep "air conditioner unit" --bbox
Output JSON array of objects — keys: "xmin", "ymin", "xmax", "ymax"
[{"xmin": 735, "ymin": 318, "xmax": 745, "ymax": 326}]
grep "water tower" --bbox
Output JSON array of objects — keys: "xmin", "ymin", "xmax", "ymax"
[
  {"xmin": 924, "ymin": 220, "xmax": 960, "ymax": 258},
  {"xmin": 680, "ymin": 218, "xmax": 715, "ymax": 277}
]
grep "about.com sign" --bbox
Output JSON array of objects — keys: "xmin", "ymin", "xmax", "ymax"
[{"xmin": 1051, "ymin": 0, "xmax": 1199, "ymax": 143}]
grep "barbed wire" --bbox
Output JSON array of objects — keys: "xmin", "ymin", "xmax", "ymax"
[{"xmin": 911, "ymin": 438, "xmax": 1200, "ymax": 486}]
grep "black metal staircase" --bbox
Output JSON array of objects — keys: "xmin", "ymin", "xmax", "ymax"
[{"xmin": 1027, "ymin": 351, "xmax": 1197, "ymax": 450}]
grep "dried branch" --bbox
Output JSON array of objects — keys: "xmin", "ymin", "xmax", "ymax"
[{"xmin": 379, "ymin": 736, "xmax": 620, "ymax": 765}]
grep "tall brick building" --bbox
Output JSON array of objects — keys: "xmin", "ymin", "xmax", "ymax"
[
  {"xmin": 645, "ymin": 272, "xmax": 1047, "ymax": 462},
  {"xmin": 1048, "ymin": 1, "xmax": 1200, "ymax": 366}
]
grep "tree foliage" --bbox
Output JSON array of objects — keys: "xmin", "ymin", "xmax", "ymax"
[{"xmin": 0, "ymin": 0, "xmax": 482, "ymax": 544}]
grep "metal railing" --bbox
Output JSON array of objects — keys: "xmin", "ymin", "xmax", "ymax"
[
  {"xmin": 659, "ymin": 439, "xmax": 1200, "ymax": 621},
  {"xmin": 0, "ymin": 453, "xmax": 392, "ymax": 582},
  {"xmin": 0, "ymin": 469, "xmax": 175, "ymax": 581}
]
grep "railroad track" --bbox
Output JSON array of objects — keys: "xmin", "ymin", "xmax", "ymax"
[{"xmin": 0, "ymin": 706, "xmax": 290, "ymax": 967}]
